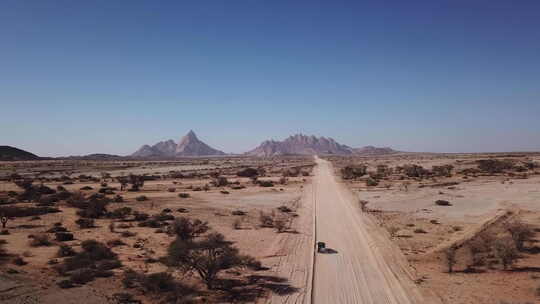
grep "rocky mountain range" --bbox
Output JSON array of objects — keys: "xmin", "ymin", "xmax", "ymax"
[
  {"xmin": 132, "ymin": 130, "xmax": 226, "ymax": 158},
  {"xmin": 245, "ymin": 134, "xmax": 397, "ymax": 157}
]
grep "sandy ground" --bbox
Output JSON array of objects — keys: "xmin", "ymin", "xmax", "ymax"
[
  {"xmin": 329, "ymin": 153, "xmax": 540, "ymax": 304},
  {"xmin": 312, "ymin": 157, "xmax": 427, "ymax": 304},
  {"xmin": 0, "ymin": 157, "xmax": 315, "ymax": 304}
]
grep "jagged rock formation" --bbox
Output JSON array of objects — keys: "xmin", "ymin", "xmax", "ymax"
[
  {"xmin": 0, "ymin": 146, "xmax": 40, "ymax": 161},
  {"xmin": 246, "ymin": 134, "xmax": 398, "ymax": 157},
  {"xmin": 132, "ymin": 131, "xmax": 225, "ymax": 158},
  {"xmin": 246, "ymin": 134, "xmax": 354, "ymax": 157}
]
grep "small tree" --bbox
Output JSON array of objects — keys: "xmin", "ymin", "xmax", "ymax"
[
  {"xmin": 505, "ymin": 220, "xmax": 535, "ymax": 251},
  {"xmin": 167, "ymin": 217, "xmax": 209, "ymax": 241},
  {"xmin": 128, "ymin": 174, "xmax": 144, "ymax": 191},
  {"xmin": 493, "ymin": 237, "xmax": 519, "ymax": 270},
  {"xmin": 167, "ymin": 233, "xmax": 257, "ymax": 289},
  {"xmin": 444, "ymin": 246, "xmax": 458, "ymax": 273}
]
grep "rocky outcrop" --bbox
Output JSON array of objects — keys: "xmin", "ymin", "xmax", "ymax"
[
  {"xmin": 132, "ymin": 131, "xmax": 225, "ymax": 158},
  {"xmin": 246, "ymin": 134, "xmax": 354, "ymax": 157}
]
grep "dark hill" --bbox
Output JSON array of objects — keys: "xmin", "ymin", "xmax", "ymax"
[{"xmin": 0, "ymin": 146, "xmax": 40, "ymax": 161}]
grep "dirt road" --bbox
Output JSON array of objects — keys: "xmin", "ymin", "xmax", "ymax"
[{"xmin": 312, "ymin": 157, "xmax": 425, "ymax": 304}]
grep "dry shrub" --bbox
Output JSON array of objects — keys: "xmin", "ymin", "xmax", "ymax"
[
  {"xmin": 167, "ymin": 217, "xmax": 209, "ymax": 241},
  {"xmin": 493, "ymin": 237, "xmax": 519, "ymax": 270},
  {"xmin": 444, "ymin": 246, "xmax": 458, "ymax": 273},
  {"xmin": 505, "ymin": 220, "xmax": 535, "ymax": 251},
  {"xmin": 259, "ymin": 211, "xmax": 274, "ymax": 228},
  {"xmin": 30, "ymin": 233, "xmax": 51, "ymax": 247},
  {"xmin": 435, "ymin": 200, "xmax": 452, "ymax": 206}
]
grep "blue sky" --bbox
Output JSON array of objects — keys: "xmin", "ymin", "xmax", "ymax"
[{"xmin": 1, "ymin": 1, "xmax": 539, "ymax": 156}]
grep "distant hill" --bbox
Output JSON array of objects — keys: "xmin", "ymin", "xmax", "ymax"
[
  {"xmin": 245, "ymin": 134, "xmax": 398, "ymax": 157},
  {"xmin": 246, "ymin": 134, "xmax": 354, "ymax": 157},
  {"xmin": 132, "ymin": 130, "xmax": 226, "ymax": 158},
  {"xmin": 61, "ymin": 153, "xmax": 125, "ymax": 161},
  {"xmin": 0, "ymin": 146, "xmax": 40, "ymax": 161}
]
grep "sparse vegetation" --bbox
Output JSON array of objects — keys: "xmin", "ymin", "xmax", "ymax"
[
  {"xmin": 166, "ymin": 232, "xmax": 260, "ymax": 289},
  {"xmin": 444, "ymin": 246, "xmax": 457, "ymax": 273}
]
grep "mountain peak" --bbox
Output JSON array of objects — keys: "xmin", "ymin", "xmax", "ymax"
[
  {"xmin": 132, "ymin": 131, "xmax": 225, "ymax": 158},
  {"xmin": 246, "ymin": 134, "xmax": 353, "ymax": 157}
]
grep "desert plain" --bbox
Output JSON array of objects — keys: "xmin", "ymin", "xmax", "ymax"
[{"xmin": 0, "ymin": 153, "xmax": 539, "ymax": 304}]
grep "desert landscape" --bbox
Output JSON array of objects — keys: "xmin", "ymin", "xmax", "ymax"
[
  {"xmin": 1, "ymin": 132, "xmax": 539, "ymax": 304},
  {"xmin": 3, "ymin": 2, "xmax": 540, "ymax": 303}
]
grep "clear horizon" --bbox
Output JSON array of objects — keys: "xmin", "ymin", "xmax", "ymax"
[{"xmin": 2, "ymin": 1, "xmax": 539, "ymax": 157}]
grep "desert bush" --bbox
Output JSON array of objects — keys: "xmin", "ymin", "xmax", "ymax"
[
  {"xmin": 282, "ymin": 167, "xmax": 300, "ymax": 177},
  {"xmin": 167, "ymin": 217, "xmax": 209, "ymax": 241},
  {"xmin": 128, "ymin": 174, "xmax": 145, "ymax": 191},
  {"xmin": 70, "ymin": 268, "xmax": 96, "ymax": 284},
  {"xmin": 69, "ymin": 193, "xmax": 111, "ymax": 218},
  {"xmin": 0, "ymin": 206, "xmax": 60, "ymax": 218},
  {"xmin": 493, "ymin": 237, "xmax": 519, "ymax": 269},
  {"xmin": 135, "ymin": 195, "xmax": 148, "ymax": 202},
  {"xmin": 133, "ymin": 211, "xmax": 149, "ymax": 221},
  {"xmin": 341, "ymin": 165, "xmax": 367, "ymax": 180},
  {"xmin": 58, "ymin": 244, "xmax": 76, "ymax": 257},
  {"xmin": 212, "ymin": 176, "xmax": 228, "ymax": 187},
  {"xmin": 167, "ymin": 232, "xmax": 259, "ymax": 289},
  {"xmin": 112, "ymin": 293, "xmax": 139, "ymax": 304},
  {"xmin": 444, "ymin": 246, "xmax": 458, "ymax": 273},
  {"xmin": 80, "ymin": 186, "xmax": 93, "ymax": 191},
  {"xmin": 277, "ymin": 205, "xmax": 292, "ymax": 213},
  {"xmin": 233, "ymin": 218, "xmax": 242, "ymax": 230},
  {"xmin": 435, "ymin": 200, "xmax": 452, "ymax": 206},
  {"xmin": 358, "ymin": 200, "xmax": 369, "ymax": 212},
  {"xmin": 399, "ymin": 164, "xmax": 430, "ymax": 178},
  {"xmin": 414, "ymin": 228, "xmax": 427, "ymax": 234},
  {"xmin": 57, "ymin": 279, "xmax": 74, "ymax": 289},
  {"xmin": 258, "ymin": 180, "xmax": 274, "ymax": 187},
  {"xmin": 141, "ymin": 272, "xmax": 177, "ymax": 293},
  {"xmin": 388, "ymin": 226, "xmax": 399, "ymax": 237},
  {"xmin": 107, "ymin": 239, "xmax": 126, "ymax": 247},
  {"xmin": 110, "ymin": 207, "xmax": 132, "ymax": 219},
  {"xmin": 231, "ymin": 210, "xmax": 246, "ymax": 216},
  {"xmin": 121, "ymin": 231, "xmax": 136, "ymax": 238},
  {"xmin": 477, "ymin": 159, "xmax": 515, "ymax": 173},
  {"xmin": 278, "ymin": 177, "xmax": 288, "ymax": 185},
  {"xmin": 259, "ymin": 211, "xmax": 274, "ymax": 228},
  {"xmin": 432, "ymin": 165, "xmax": 454, "ymax": 177},
  {"xmin": 97, "ymin": 259, "xmax": 122, "ymax": 271},
  {"xmin": 122, "ymin": 269, "xmax": 140, "ymax": 288},
  {"xmin": 113, "ymin": 194, "xmax": 124, "ymax": 203},
  {"xmin": 55, "ymin": 232, "xmax": 74, "ymax": 242},
  {"xmin": 366, "ymin": 177, "xmax": 378, "ymax": 187},
  {"xmin": 236, "ymin": 167, "xmax": 259, "ymax": 178},
  {"xmin": 59, "ymin": 240, "xmax": 119, "ymax": 275},
  {"xmin": 75, "ymin": 218, "xmax": 95, "ymax": 229},
  {"xmin": 30, "ymin": 233, "xmax": 51, "ymax": 247},
  {"xmin": 274, "ymin": 217, "xmax": 289, "ymax": 233},
  {"xmin": 13, "ymin": 256, "xmax": 27, "ymax": 266},
  {"xmin": 178, "ymin": 193, "xmax": 190, "ymax": 198},
  {"xmin": 505, "ymin": 220, "xmax": 535, "ymax": 251},
  {"xmin": 220, "ymin": 190, "xmax": 230, "ymax": 194}
]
